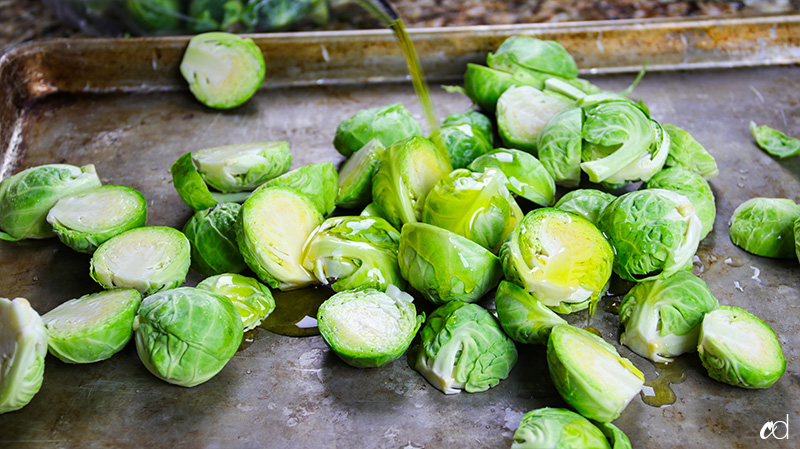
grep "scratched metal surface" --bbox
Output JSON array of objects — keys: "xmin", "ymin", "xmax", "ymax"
[{"xmin": 1, "ymin": 17, "xmax": 800, "ymax": 449}]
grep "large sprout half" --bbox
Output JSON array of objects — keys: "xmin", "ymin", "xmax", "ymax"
[
  {"xmin": 512, "ymin": 407, "xmax": 631, "ymax": 449},
  {"xmin": 265, "ymin": 162, "xmax": 339, "ymax": 217},
  {"xmin": 554, "ymin": 189, "xmax": 616, "ymax": 225},
  {"xmin": 192, "ymin": 141, "xmax": 292, "ymax": 192},
  {"xmin": 496, "ymin": 85, "xmax": 572, "ymax": 154},
  {"xmin": 333, "ymin": 103, "xmax": 423, "ymax": 158},
  {"xmin": 336, "ymin": 139, "xmax": 386, "ymax": 209},
  {"xmin": 0, "ymin": 297, "xmax": 47, "ymax": 414},
  {"xmin": 494, "ymin": 280, "xmax": 567, "ymax": 345},
  {"xmin": 645, "ymin": 167, "xmax": 716, "ymax": 239},
  {"xmin": 729, "ymin": 197, "xmax": 800, "ymax": 259},
  {"xmin": 196, "ymin": 273, "xmax": 275, "ymax": 332},
  {"xmin": 469, "ymin": 148, "xmax": 556, "ymax": 207}
]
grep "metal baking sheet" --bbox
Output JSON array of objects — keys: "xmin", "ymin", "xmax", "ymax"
[{"xmin": 1, "ymin": 15, "xmax": 800, "ymax": 448}]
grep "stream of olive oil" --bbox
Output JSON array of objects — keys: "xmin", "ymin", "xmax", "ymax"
[
  {"xmin": 259, "ymin": 286, "xmax": 333, "ymax": 337},
  {"xmin": 390, "ymin": 18, "xmax": 439, "ymax": 133},
  {"xmin": 640, "ymin": 362, "xmax": 687, "ymax": 407}
]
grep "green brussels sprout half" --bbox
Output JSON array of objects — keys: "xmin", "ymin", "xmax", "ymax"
[
  {"xmin": 398, "ymin": 223, "xmax": 504, "ymax": 305},
  {"xmin": 409, "ymin": 301, "xmax": 517, "ymax": 394},
  {"xmin": 196, "ymin": 273, "xmax": 275, "ymax": 332},
  {"xmin": 619, "ymin": 271, "xmax": 718, "ymax": 363},
  {"xmin": 494, "ymin": 281, "xmax": 567, "ymax": 345},
  {"xmin": 497, "ymin": 85, "xmax": 572, "ymax": 154},
  {"xmin": 90, "ymin": 226, "xmax": 191, "ymax": 296},
  {"xmin": 598, "ymin": 189, "xmax": 702, "ymax": 282},
  {"xmin": 333, "ymin": 103, "xmax": 423, "ymax": 158},
  {"xmin": 469, "ymin": 148, "xmax": 556, "ymax": 207},
  {"xmin": 371, "ymin": 136, "xmax": 453, "ymax": 229},
  {"xmin": 0, "ymin": 164, "xmax": 102, "ymax": 241},
  {"xmin": 645, "ymin": 167, "xmax": 716, "ymax": 239},
  {"xmin": 241, "ymin": 0, "xmax": 328, "ymax": 32},
  {"xmin": 487, "ymin": 36, "xmax": 579, "ymax": 79},
  {"xmin": 360, "ymin": 201, "xmax": 391, "ymax": 222},
  {"xmin": 429, "ymin": 122, "xmax": 493, "ymax": 169},
  {"xmin": 125, "ymin": 0, "xmax": 182, "ymax": 32},
  {"xmin": 458, "ymin": 63, "xmax": 542, "ymax": 112},
  {"xmin": 134, "ymin": 287, "xmax": 243, "ymax": 387},
  {"xmin": 317, "ymin": 286, "xmax": 424, "ymax": 368},
  {"xmin": 441, "ymin": 111, "xmax": 494, "ymax": 144},
  {"xmin": 336, "ymin": 139, "xmax": 386, "ymax": 209},
  {"xmin": 42, "ymin": 289, "xmax": 142, "ymax": 364},
  {"xmin": 238, "ymin": 186, "xmax": 323, "ymax": 290},
  {"xmin": 187, "ymin": 0, "xmax": 244, "ymax": 33},
  {"xmin": 698, "ymin": 306, "xmax": 786, "ymax": 389},
  {"xmin": 45, "ymin": 185, "xmax": 147, "ymax": 254},
  {"xmin": 0, "ymin": 297, "xmax": 47, "ymax": 414},
  {"xmin": 554, "ymin": 189, "xmax": 616, "ymax": 225},
  {"xmin": 663, "ymin": 124, "xmax": 719, "ymax": 179},
  {"xmin": 180, "ymin": 32, "xmax": 266, "ymax": 109},
  {"xmin": 750, "ymin": 121, "xmax": 800, "ymax": 158},
  {"xmin": 511, "ymin": 407, "xmax": 621, "ymax": 449},
  {"xmin": 729, "ymin": 197, "xmax": 800, "ymax": 259},
  {"xmin": 183, "ymin": 202, "xmax": 246, "ymax": 276},
  {"xmin": 302, "ymin": 215, "xmax": 404, "ymax": 292},
  {"xmin": 547, "ymin": 325, "xmax": 644, "ymax": 422},
  {"xmin": 538, "ymin": 107, "xmax": 583, "ymax": 187},
  {"xmin": 192, "ymin": 141, "xmax": 292, "ymax": 193},
  {"xmin": 265, "ymin": 162, "xmax": 338, "ymax": 216},
  {"xmin": 500, "ymin": 208, "xmax": 614, "ymax": 314}
]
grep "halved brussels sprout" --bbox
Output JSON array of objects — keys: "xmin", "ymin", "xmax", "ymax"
[
  {"xmin": 0, "ymin": 164, "xmax": 102, "ymax": 241},
  {"xmin": 619, "ymin": 271, "xmax": 718, "ymax": 363},
  {"xmin": 512, "ymin": 407, "xmax": 631, "ymax": 449},
  {"xmin": 663, "ymin": 124, "xmax": 719, "ymax": 179},
  {"xmin": 196, "ymin": 273, "xmax": 275, "ymax": 332},
  {"xmin": 336, "ymin": 139, "xmax": 386, "ymax": 209},
  {"xmin": 317, "ymin": 286, "xmax": 423, "ymax": 368},
  {"xmin": 645, "ymin": 167, "xmax": 716, "ymax": 239},
  {"xmin": 0, "ymin": 297, "xmax": 47, "ymax": 414},
  {"xmin": 441, "ymin": 111, "xmax": 494, "ymax": 145},
  {"xmin": 238, "ymin": 186, "xmax": 323, "ymax": 290},
  {"xmin": 192, "ymin": 141, "xmax": 292, "ymax": 193},
  {"xmin": 265, "ymin": 162, "xmax": 338, "ymax": 216},
  {"xmin": 333, "ymin": 103, "xmax": 423, "ymax": 158},
  {"xmin": 469, "ymin": 148, "xmax": 556, "ymax": 207},
  {"xmin": 183, "ymin": 202, "xmax": 246, "ymax": 276},
  {"xmin": 729, "ymin": 197, "xmax": 800, "ymax": 259},
  {"xmin": 42, "ymin": 289, "xmax": 142, "ymax": 364},
  {"xmin": 494, "ymin": 280, "xmax": 567, "ymax": 345},
  {"xmin": 90, "ymin": 226, "xmax": 191, "ymax": 296},
  {"xmin": 537, "ymin": 107, "xmax": 582, "ymax": 187},
  {"xmin": 547, "ymin": 325, "xmax": 644, "ymax": 422},
  {"xmin": 750, "ymin": 121, "xmax": 800, "ymax": 158},
  {"xmin": 408, "ymin": 301, "xmax": 517, "ymax": 394},
  {"xmin": 698, "ymin": 306, "xmax": 785, "ymax": 389},
  {"xmin": 554, "ymin": 189, "xmax": 616, "ymax": 225},
  {"xmin": 487, "ymin": 36, "xmax": 578, "ymax": 79},
  {"xmin": 125, "ymin": 0, "xmax": 182, "ymax": 32},
  {"xmin": 180, "ymin": 32, "xmax": 266, "ymax": 109},
  {"xmin": 430, "ymin": 119, "xmax": 493, "ymax": 169},
  {"xmin": 458, "ymin": 63, "xmax": 542, "ymax": 112},
  {"xmin": 497, "ymin": 86, "xmax": 572, "ymax": 154},
  {"xmin": 398, "ymin": 223, "xmax": 504, "ymax": 305},
  {"xmin": 134, "ymin": 287, "xmax": 243, "ymax": 387}
]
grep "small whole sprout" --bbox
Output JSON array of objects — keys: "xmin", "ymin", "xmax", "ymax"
[
  {"xmin": 554, "ymin": 189, "xmax": 616, "ymax": 225},
  {"xmin": 187, "ymin": 0, "xmax": 244, "ymax": 33},
  {"xmin": 241, "ymin": 0, "xmax": 329, "ymax": 32},
  {"xmin": 125, "ymin": 0, "xmax": 182, "ymax": 32},
  {"xmin": 180, "ymin": 32, "xmax": 266, "ymax": 109},
  {"xmin": 469, "ymin": 148, "xmax": 556, "ymax": 207},
  {"xmin": 496, "ymin": 85, "xmax": 572, "ymax": 154},
  {"xmin": 336, "ymin": 139, "xmax": 386, "ymax": 209},
  {"xmin": 408, "ymin": 301, "xmax": 517, "ymax": 394},
  {"xmin": 134, "ymin": 287, "xmax": 243, "ymax": 387},
  {"xmin": 196, "ymin": 273, "xmax": 275, "ymax": 332},
  {"xmin": 42, "ymin": 289, "xmax": 142, "ymax": 364},
  {"xmin": 729, "ymin": 197, "xmax": 800, "ymax": 259},
  {"xmin": 0, "ymin": 297, "xmax": 47, "ymax": 414},
  {"xmin": 494, "ymin": 280, "xmax": 567, "ymax": 345},
  {"xmin": 750, "ymin": 121, "xmax": 800, "ymax": 158},
  {"xmin": 265, "ymin": 162, "xmax": 339, "ymax": 216},
  {"xmin": 333, "ymin": 103, "xmax": 423, "ymax": 158},
  {"xmin": 441, "ymin": 111, "xmax": 494, "ymax": 144},
  {"xmin": 698, "ymin": 306, "xmax": 786, "ymax": 389},
  {"xmin": 663, "ymin": 124, "xmax": 719, "ymax": 179},
  {"xmin": 429, "ymin": 119, "xmax": 493, "ymax": 169},
  {"xmin": 317, "ymin": 286, "xmax": 424, "ymax": 368},
  {"xmin": 487, "ymin": 36, "xmax": 579, "ymax": 80},
  {"xmin": 511, "ymin": 407, "xmax": 631, "ymax": 449},
  {"xmin": 183, "ymin": 202, "xmax": 247, "ymax": 276},
  {"xmin": 645, "ymin": 167, "xmax": 716, "ymax": 239}
]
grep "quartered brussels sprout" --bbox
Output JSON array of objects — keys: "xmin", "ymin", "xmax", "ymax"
[
  {"xmin": 645, "ymin": 167, "xmax": 716, "ymax": 239},
  {"xmin": 663, "ymin": 124, "xmax": 719, "ymax": 179},
  {"xmin": 187, "ymin": 0, "xmax": 244, "ymax": 33},
  {"xmin": 125, "ymin": 0, "xmax": 182, "ymax": 32},
  {"xmin": 196, "ymin": 273, "xmax": 275, "ymax": 332},
  {"xmin": 183, "ymin": 202, "xmax": 246, "ymax": 276},
  {"xmin": 598, "ymin": 189, "xmax": 702, "ymax": 282},
  {"xmin": 241, "ymin": 0, "xmax": 328, "ymax": 32},
  {"xmin": 442, "ymin": 111, "xmax": 494, "ymax": 145},
  {"xmin": 333, "ymin": 103, "xmax": 423, "ymax": 158},
  {"xmin": 0, "ymin": 164, "xmax": 102, "ymax": 241},
  {"xmin": 554, "ymin": 189, "xmax": 616, "ymax": 225},
  {"xmin": 398, "ymin": 223, "xmax": 504, "ymax": 305},
  {"xmin": 619, "ymin": 271, "xmax": 718, "ymax": 363},
  {"xmin": 134, "ymin": 287, "xmax": 243, "ymax": 387},
  {"xmin": 302, "ymin": 216, "xmax": 404, "ymax": 292},
  {"xmin": 90, "ymin": 226, "xmax": 191, "ymax": 296},
  {"xmin": 547, "ymin": 325, "xmax": 645, "ymax": 422},
  {"xmin": 501, "ymin": 208, "xmax": 614, "ymax": 314},
  {"xmin": 0, "ymin": 297, "xmax": 47, "ymax": 414},
  {"xmin": 180, "ymin": 32, "xmax": 266, "ymax": 109},
  {"xmin": 729, "ymin": 197, "xmax": 800, "ymax": 259},
  {"xmin": 750, "ymin": 121, "xmax": 800, "ymax": 158},
  {"xmin": 336, "ymin": 139, "xmax": 386, "ymax": 209},
  {"xmin": 238, "ymin": 186, "xmax": 323, "ymax": 290},
  {"xmin": 698, "ymin": 306, "xmax": 785, "ymax": 389},
  {"xmin": 487, "ymin": 36, "xmax": 578, "ymax": 79},
  {"xmin": 371, "ymin": 136, "xmax": 453, "ymax": 229},
  {"xmin": 317, "ymin": 286, "xmax": 423, "ymax": 368},
  {"xmin": 409, "ymin": 301, "xmax": 517, "ymax": 394},
  {"xmin": 494, "ymin": 281, "xmax": 567, "ymax": 345},
  {"xmin": 469, "ymin": 149, "xmax": 556, "ymax": 207},
  {"xmin": 42, "ymin": 289, "xmax": 142, "ymax": 364},
  {"xmin": 497, "ymin": 86, "xmax": 572, "ymax": 154},
  {"xmin": 512, "ymin": 407, "xmax": 631, "ymax": 449},
  {"xmin": 265, "ymin": 162, "xmax": 338, "ymax": 216}
]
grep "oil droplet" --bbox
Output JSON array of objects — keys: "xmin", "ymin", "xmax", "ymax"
[
  {"xmin": 260, "ymin": 286, "xmax": 333, "ymax": 337},
  {"xmin": 584, "ymin": 327, "xmax": 602, "ymax": 337},
  {"xmin": 724, "ymin": 256, "xmax": 745, "ymax": 267},
  {"xmin": 238, "ymin": 329, "xmax": 258, "ymax": 351},
  {"xmin": 640, "ymin": 362, "xmax": 687, "ymax": 407},
  {"xmin": 603, "ymin": 297, "xmax": 622, "ymax": 315}
]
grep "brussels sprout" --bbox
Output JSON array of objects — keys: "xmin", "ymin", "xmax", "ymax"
[
  {"xmin": 487, "ymin": 36, "xmax": 578, "ymax": 79},
  {"xmin": 336, "ymin": 139, "xmax": 386, "ymax": 209},
  {"xmin": 729, "ymin": 197, "xmax": 800, "ymax": 259},
  {"xmin": 134, "ymin": 287, "xmax": 243, "ymax": 387},
  {"xmin": 469, "ymin": 148, "xmax": 556, "ymax": 207},
  {"xmin": 698, "ymin": 306, "xmax": 785, "ymax": 389},
  {"xmin": 0, "ymin": 297, "xmax": 47, "ymax": 414},
  {"xmin": 457, "ymin": 63, "xmax": 542, "ymax": 112},
  {"xmin": 360, "ymin": 201, "xmax": 391, "ymax": 222},
  {"xmin": 180, "ymin": 32, "xmax": 266, "ymax": 109},
  {"xmin": 302, "ymin": 215, "xmax": 404, "ymax": 292},
  {"xmin": 317, "ymin": 286, "xmax": 423, "ymax": 368},
  {"xmin": 598, "ymin": 189, "xmax": 702, "ymax": 282},
  {"xmin": 333, "ymin": 103, "xmax": 423, "ymax": 158},
  {"xmin": 183, "ymin": 203, "xmax": 247, "ymax": 276},
  {"xmin": 408, "ymin": 301, "xmax": 517, "ymax": 394},
  {"xmin": 45, "ymin": 185, "xmax": 147, "ymax": 254},
  {"xmin": 538, "ymin": 107, "xmax": 583, "ymax": 187},
  {"xmin": 795, "ymin": 218, "xmax": 800, "ymax": 263},
  {"xmin": 187, "ymin": 0, "xmax": 244, "ymax": 33},
  {"xmin": 750, "ymin": 121, "xmax": 800, "ymax": 158},
  {"xmin": 645, "ymin": 167, "xmax": 716, "ymax": 239},
  {"xmin": 429, "ymin": 122, "xmax": 493, "ymax": 169},
  {"xmin": 90, "ymin": 226, "xmax": 191, "ymax": 296},
  {"xmin": 422, "ymin": 168, "xmax": 521, "ymax": 253},
  {"xmin": 193, "ymin": 141, "xmax": 292, "ymax": 193},
  {"xmin": 501, "ymin": 208, "xmax": 614, "ymax": 314},
  {"xmin": 371, "ymin": 136, "xmax": 452, "ymax": 229},
  {"xmin": 196, "ymin": 273, "xmax": 275, "ymax": 332},
  {"xmin": 512, "ymin": 407, "xmax": 630, "ymax": 449},
  {"xmin": 241, "ymin": 0, "xmax": 328, "ymax": 32},
  {"xmin": 494, "ymin": 281, "xmax": 567, "ymax": 345},
  {"xmin": 42, "ymin": 289, "xmax": 141, "ymax": 364},
  {"xmin": 125, "ymin": 0, "xmax": 182, "ymax": 32},
  {"xmin": 238, "ymin": 186, "xmax": 323, "ymax": 290},
  {"xmin": 0, "ymin": 164, "xmax": 102, "ymax": 241},
  {"xmin": 265, "ymin": 162, "xmax": 338, "ymax": 216},
  {"xmin": 441, "ymin": 111, "xmax": 494, "ymax": 144},
  {"xmin": 663, "ymin": 124, "xmax": 718, "ymax": 179},
  {"xmin": 547, "ymin": 325, "xmax": 644, "ymax": 422},
  {"xmin": 619, "ymin": 271, "xmax": 718, "ymax": 363},
  {"xmin": 554, "ymin": 189, "xmax": 616, "ymax": 225},
  {"xmin": 398, "ymin": 223, "xmax": 504, "ymax": 305},
  {"xmin": 497, "ymin": 85, "xmax": 572, "ymax": 154}
]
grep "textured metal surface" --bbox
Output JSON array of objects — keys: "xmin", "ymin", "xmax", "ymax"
[{"xmin": 1, "ymin": 17, "xmax": 800, "ymax": 449}]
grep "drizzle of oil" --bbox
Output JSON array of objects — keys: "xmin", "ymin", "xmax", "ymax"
[
  {"xmin": 640, "ymin": 362, "xmax": 687, "ymax": 407},
  {"xmin": 390, "ymin": 18, "xmax": 439, "ymax": 133},
  {"xmin": 259, "ymin": 286, "xmax": 333, "ymax": 337},
  {"xmin": 238, "ymin": 329, "xmax": 258, "ymax": 352},
  {"xmin": 584, "ymin": 327, "xmax": 602, "ymax": 337}
]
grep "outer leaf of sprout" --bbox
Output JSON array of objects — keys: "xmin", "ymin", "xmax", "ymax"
[
  {"xmin": 336, "ymin": 139, "xmax": 386, "ymax": 209},
  {"xmin": 171, "ymin": 152, "xmax": 219, "ymax": 211},
  {"xmin": 196, "ymin": 273, "xmax": 275, "ymax": 332},
  {"xmin": 469, "ymin": 148, "xmax": 556, "ymax": 207},
  {"xmin": 729, "ymin": 197, "xmax": 800, "ymax": 259},
  {"xmin": 333, "ymin": 103, "xmax": 423, "ymax": 158},
  {"xmin": 554, "ymin": 189, "xmax": 616, "ymax": 225},
  {"xmin": 750, "ymin": 121, "xmax": 800, "ymax": 158},
  {"xmin": 265, "ymin": 162, "xmax": 338, "ymax": 216},
  {"xmin": 511, "ymin": 407, "xmax": 612, "ymax": 449},
  {"xmin": 0, "ymin": 297, "xmax": 47, "ymax": 414},
  {"xmin": 192, "ymin": 141, "xmax": 291, "ymax": 193},
  {"xmin": 497, "ymin": 85, "xmax": 573, "ymax": 154},
  {"xmin": 663, "ymin": 124, "xmax": 719, "ymax": 179},
  {"xmin": 495, "ymin": 281, "xmax": 567, "ymax": 345},
  {"xmin": 600, "ymin": 118, "xmax": 670, "ymax": 186},
  {"xmin": 645, "ymin": 167, "xmax": 716, "ymax": 239}
]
